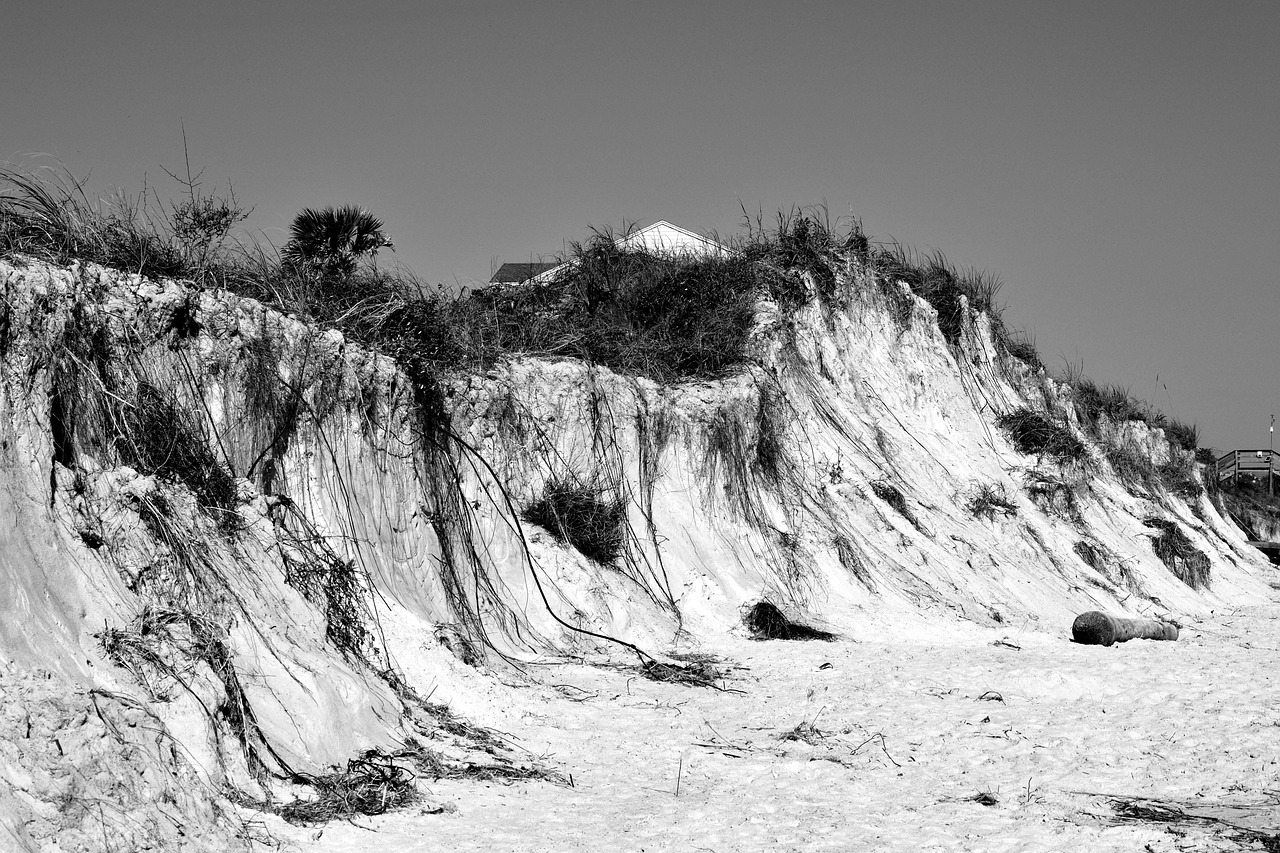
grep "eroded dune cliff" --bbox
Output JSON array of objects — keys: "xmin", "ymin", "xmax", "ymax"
[{"xmin": 0, "ymin": 253, "xmax": 1268, "ymax": 850}]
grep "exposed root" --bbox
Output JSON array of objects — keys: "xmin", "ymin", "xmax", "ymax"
[
  {"xmin": 640, "ymin": 657, "xmax": 731, "ymax": 689},
  {"xmin": 273, "ymin": 753, "xmax": 417, "ymax": 824}
]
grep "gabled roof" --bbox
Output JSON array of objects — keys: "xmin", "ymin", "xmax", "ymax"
[
  {"xmin": 515, "ymin": 220, "xmax": 731, "ymax": 285},
  {"xmin": 490, "ymin": 261, "xmax": 562, "ymax": 284},
  {"xmin": 614, "ymin": 220, "xmax": 731, "ymax": 258}
]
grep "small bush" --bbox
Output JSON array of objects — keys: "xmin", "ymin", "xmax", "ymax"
[
  {"xmin": 996, "ymin": 409, "xmax": 1087, "ymax": 464},
  {"xmin": 742, "ymin": 601, "xmax": 837, "ymax": 641},
  {"xmin": 1143, "ymin": 516, "xmax": 1211, "ymax": 590},
  {"xmin": 524, "ymin": 478, "xmax": 626, "ymax": 565}
]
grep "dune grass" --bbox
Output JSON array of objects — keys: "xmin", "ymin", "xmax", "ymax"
[
  {"xmin": 996, "ymin": 408, "xmax": 1088, "ymax": 465},
  {"xmin": 1143, "ymin": 516, "xmax": 1211, "ymax": 590},
  {"xmin": 524, "ymin": 478, "xmax": 627, "ymax": 565}
]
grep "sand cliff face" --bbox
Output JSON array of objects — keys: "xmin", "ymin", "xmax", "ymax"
[{"xmin": 0, "ymin": 256, "xmax": 1269, "ymax": 850}]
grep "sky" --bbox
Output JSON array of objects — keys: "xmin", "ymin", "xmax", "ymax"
[{"xmin": 4, "ymin": 0, "xmax": 1278, "ymax": 454}]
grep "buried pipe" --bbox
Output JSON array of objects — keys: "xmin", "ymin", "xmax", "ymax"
[{"xmin": 1071, "ymin": 611, "xmax": 1178, "ymax": 647}]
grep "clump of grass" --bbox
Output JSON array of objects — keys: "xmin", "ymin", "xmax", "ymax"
[
  {"xmin": 1024, "ymin": 469, "xmax": 1084, "ymax": 523},
  {"xmin": 1195, "ymin": 446, "xmax": 1218, "ymax": 468},
  {"xmin": 1165, "ymin": 419, "xmax": 1199, "ymax": 454},
  {"xmin": 0, "ymin": 166, "xmax": 185, "ymax": 279},
  {"xmin": 524, "ymin": 478, "xmax": 626, "ymax": 565},
  {"xmin": 869, "ymin": 243, "xmax": 1005, "ymax": 350},
  {"xmin": 1143, "ymin": 516, "xmax": 1211, "ymax": 590},
  {"xmin": 833, "ymin": 534, "xmax": 876, "ymax": 590},
  {"xmin": 0, "ymin": 163, "xmax": 247, "ymax": 286},
  {"xmin": 740, "ymin": 208, "xmax": 847, "ymax": 303},
  {"xmin": 1104, "ymin": 444, "xmax": 1201, "ymax": 499},
  {"xmin": 1073, "ymin": 540, "xmax": 1106, "ymax": 574},
  {"xmin": 1157, "ymin": 454, "xmax": 1203, "ymax": 500},
  {"xmin": 870, "ymin": 479, "xmax": 923, "ymax": 532},
  {"xmin": 374, "ymin": 232, "xmax": 798, "ymax": 384},
  {"xmin": 1071, "ymin": 377, "xmax": 1162, "ymax": 431},
  {"xmin": 546, "ymin": 231, "xmax": 798, "ymax": 379},
  {"xmin": 116, "ymin": 382, "xmax": 238, "ymax": 522},
  {"xmin": 1104, "ymin": 444, "xmax": 1160, "ymax": 493},
  {"xmin": 743, "ymin": 601, "xmax": 837, "ymax": 641},
  {"xmin": 966, "ymin": 483, "xmax": 1017, "ymax": 521},
  {"xmin": 1059, "ymin": 367, "xmax": 1205, "ymax": 497},
  {"xmin": 274, "ymin": 754, "xmax": 417, "ymax": 824},
  {"xmin": 875, "ymin": 277, "xmax": 916, "ymax": 332},
  {"xmin": 996, "ymin": 408, "xmax": 1087, "ymax": 464},
  {"xmin": 1002, "ymin": 330, "xmax": 1044, "ymax": 371}
]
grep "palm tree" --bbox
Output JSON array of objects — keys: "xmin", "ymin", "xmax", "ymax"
[{"xmin": 281, "ymin": 205, "xmax": 393, "ymax": 277}]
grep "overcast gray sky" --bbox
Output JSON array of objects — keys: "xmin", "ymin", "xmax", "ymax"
[{"xmin": 4, "ymin": 0, "xmax": 1277, "ymax": 454}]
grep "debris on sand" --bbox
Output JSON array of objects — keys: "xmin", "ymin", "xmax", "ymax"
[
  {"xmin": 743, "ymin": 602, "xmax": 838, "ymax": 642},
  {"xmin": 1071, "ymin": 611, "xmax": 1178, "ymax": 646}
]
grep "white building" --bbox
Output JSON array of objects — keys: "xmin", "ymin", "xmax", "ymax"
[{"xmin": 490, "ymin": 220, "xmax": 731, "ymax": 286}]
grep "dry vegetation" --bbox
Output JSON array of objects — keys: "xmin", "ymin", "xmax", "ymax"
[{"xmin": 1142, "ymin": 516, "xmax": 1212, "ymax": 590}]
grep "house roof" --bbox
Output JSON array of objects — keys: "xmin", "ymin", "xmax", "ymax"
[
  {"xmin": 522, "ymin": 221, "xmax": 731, "ymax": 285},
  {"xmin": 490, "ymin": 262, "xmax": 562, "ymax": 284},
  {"xmin": 615, "ymin": 220, "xmax": 730, "ymax": 258},
  {"xmin": 492, "ymin": 221, "xmax": 731, "ymax": 286}
]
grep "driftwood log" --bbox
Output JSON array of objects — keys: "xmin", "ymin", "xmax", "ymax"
[{"xmin": 1071, "ymin": 611, "xmax": 1178, "ymax": 646}]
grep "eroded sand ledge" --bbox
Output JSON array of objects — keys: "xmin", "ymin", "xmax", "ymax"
[{"xmin": 0, "ymin": 255, "xmax": 1272, "ymax": 850}]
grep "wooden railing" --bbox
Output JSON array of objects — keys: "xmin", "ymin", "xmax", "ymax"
[{"xmin": 1217, "ymin": 450, "xmax": 1277, "ymax": 482}]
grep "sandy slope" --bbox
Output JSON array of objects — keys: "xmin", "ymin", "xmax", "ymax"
[
  {"xmin": 278, "ymin": 597, "xmax": 1280, "ymax": 853},
  {"xmin": 2, "ymin": 257, "xmax": 1275, "ymax": 851}
]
